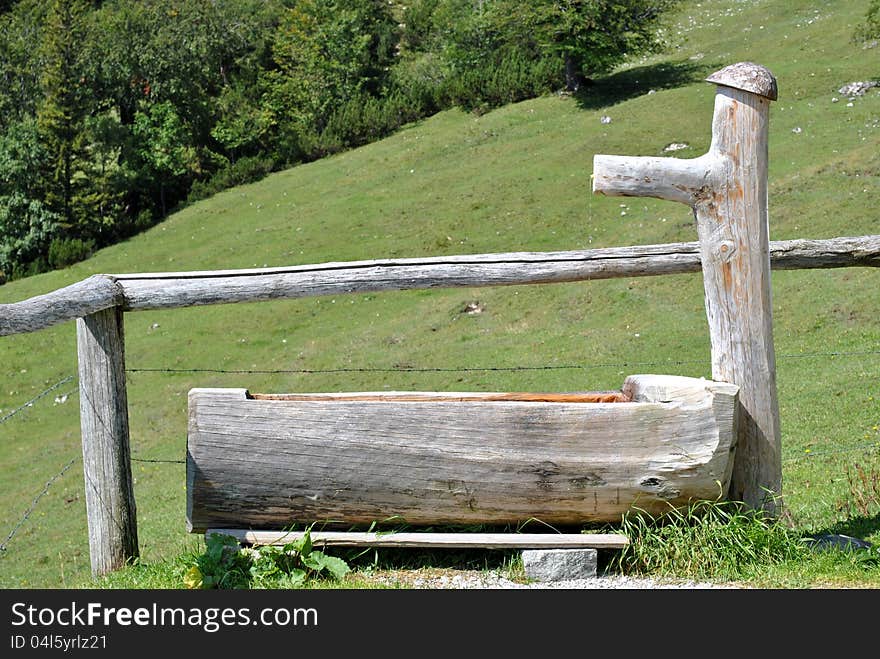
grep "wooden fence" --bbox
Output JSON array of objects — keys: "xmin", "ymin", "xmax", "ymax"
[{"xmin": 2, "ymin": 62, "xmax": 879, "ymax": 577}]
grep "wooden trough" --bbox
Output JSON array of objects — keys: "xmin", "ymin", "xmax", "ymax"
[{"xmin": 186, "ymin": 374, "xmax": 738, "ymax": 533}]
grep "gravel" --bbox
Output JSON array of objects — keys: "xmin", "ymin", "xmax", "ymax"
[{"xmin": 372, "ymin": 570, "xmax": 744, "ymax": 589}]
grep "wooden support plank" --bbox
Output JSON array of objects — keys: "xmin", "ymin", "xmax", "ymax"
[
  {"xmin": 593, "ymin": 62, "xmax": 782, "ymax": 515},
  {"xmin": 206, "ymin": 529, "xmax": 630, "ymax": 549},
  {"xmin": 186, "ymin": 375, "xmax": 738, "ymax": 533},
  {"xmin": 77, "ymin": 306, "xmax": 139, "ymax": 576}
]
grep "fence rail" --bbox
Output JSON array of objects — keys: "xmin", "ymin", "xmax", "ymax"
[{"xmin": 2, "ymin": 234, "xmax": 878, "ymax": 337}]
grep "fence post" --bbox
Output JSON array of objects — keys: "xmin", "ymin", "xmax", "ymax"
[
  {"xmin": 77, "ymin": 305, "xmax": 139, "ymax": 576},
  {"xmin": 592, "ymin": 62, "xmax": 781, "ymax": 514}
]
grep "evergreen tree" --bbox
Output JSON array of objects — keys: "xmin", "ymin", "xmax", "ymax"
[
  {"xmin": 0, "ymin": 1, "xmax": 50, "ymax": 129},
  {"xmin": 35, "ymin": 0, "xmax": 91, "ymax": 235}
]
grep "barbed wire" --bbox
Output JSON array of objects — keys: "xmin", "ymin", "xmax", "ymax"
[
  {"xmin": 784, "ymin": 440, "xmax": 880, "ymax": 464},
  {"xmin": 0, "ymin": 456, "xmax": 78, "ymax": 554},
  {"xmin": 1, "ymin": 351, "xmax": 875, "ymax": 421},
  {"xmin": 0, "ymin": 375, "xmax": 75, "ymax": 425},
  {"xmin": 127, "ymin": 364, "xmax": 688, "ymax": 374},
  {"xmin": 132, "ymin": 457, "xmax": 185, "ymax": 464},
  {"xmin": 122, "ymin": 349, "xmax": 880, "ymax": 376},
  {"xmin": 776, "ymin": 350, "xmax": 880, "ymax": 360},
  {"xmin": 2, "ymin": 351, "xmax": 876, "ymax": 423},
  {"xmin": 0, "ymin": 347, "xmax": 875, "ymax": 548}
]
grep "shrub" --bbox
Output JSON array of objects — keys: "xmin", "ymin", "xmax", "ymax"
[
  {"xmin": 47, "ymin": 237, "xmax": 96, "ymax": 269},
  {"xmin": 854, "ymin": 0, "xmax": 880, "ymax": 42},
  {"xmin": 439, "ymin": 52, "xmax": 562, "ymax": 113},
  {"xmin": 0, "ymin": 193, "xmax": 60, "ymax": 276},
  {"xmin": 187, "ymin": 155, "xmax": 277, "ymax": 203}
]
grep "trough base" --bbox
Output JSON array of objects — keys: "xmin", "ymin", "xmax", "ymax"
[{"xmin": 522, "ymin": 548, "xmax": 598, "ymax": 581}]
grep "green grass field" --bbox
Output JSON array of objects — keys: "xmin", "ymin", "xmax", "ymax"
[{"xmin": 1, "ymin": 0, "xmax": 878, "ymax": 588}]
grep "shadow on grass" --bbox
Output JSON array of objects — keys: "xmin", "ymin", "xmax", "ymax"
[
  {"xmin": 573, "ymin": 59, "xmax": 720, "ymax": 111},
  {"xmin": 808, "ymin": 512, "xmax": 880, "ymax": 545},
  {"xmin": 341, "ymin": 546, "xmax": 518, "ymax": 573},
  {"xmin": 332, "ymin": 521, "xmax": 620, "ymax": 575}
]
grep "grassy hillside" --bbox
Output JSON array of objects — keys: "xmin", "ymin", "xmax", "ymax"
[{"xmin": 1, "ymin": 0, "xmax": 878, "ymax": 588}]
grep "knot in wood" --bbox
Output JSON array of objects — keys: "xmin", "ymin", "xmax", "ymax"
[{"xmin": 716, "ymin": 240, "xmax": 737, "ymax": 262}]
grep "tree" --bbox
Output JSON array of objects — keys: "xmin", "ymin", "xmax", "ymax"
[
  {"xmin": 496, "ymin": 0, "xmax": 679, "ymax": 91},
  {"xmin": 264, "ymin": 0, "xmax": 398, "ymax": 159},
  {"xmin": 0, "ymin": 119, "xmax": 60, "ymax": 276},
  {"xmin": 83, "ymin": 0, "xmax": 285, "ymax": 220},
  {"xmin": 403, "ymin": 1, "xmax": 678, "ymax": 94},
  {"xmin": 132, "ymin": 101, "xmax": 199, "ymax": 217},
  {"xmin": 0, "ymin": 0, "xmax": 50, "ymax": 129},
  {"xmin": 35, "ymin": 0, "xmax": 91, "ymax": 234},
  {"xmin": 210, "ymin": 81, "xmax": 276, "ymax": 162}
]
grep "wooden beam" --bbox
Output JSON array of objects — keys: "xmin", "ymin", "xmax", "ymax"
[
  {"xmin": 207, "ymin": 529, "xmax": 630, "ymax": 549},
  {"xmin": 1, "ymin": 236, "xmax": 877, "ymax": 335},
  {"xmin": 112, "ymin": 235, "xmax": 880, "ymax": 311},
  {"xmin": 77, "ymin": 306, "xmax": 139, "ymax": 576}
]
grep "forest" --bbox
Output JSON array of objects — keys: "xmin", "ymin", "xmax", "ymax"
[{"xmin": 0, "ymin": 0, "xmax": 678, "ymax": 279}]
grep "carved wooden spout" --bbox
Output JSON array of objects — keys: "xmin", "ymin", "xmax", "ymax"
[{"xmin": 592, "ymin": 62, "xmax": 781, "ymax": 514}]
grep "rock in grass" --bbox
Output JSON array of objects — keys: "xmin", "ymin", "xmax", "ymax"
[
  {"xmin": 803, "ymin": 534, "xmax": 873, "ymax": 553},
  {"xmin": 522, "ymin": 549, "xmax": 597, "ymax": 581},
  {"xmin": 837, "ymin": 81, "xmax": 878, "ymax": 98}
]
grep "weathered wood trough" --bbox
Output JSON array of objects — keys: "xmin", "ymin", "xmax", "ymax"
[{"xmin": 187, "ymin": 374, "xmax": 738, "ymax": 533}]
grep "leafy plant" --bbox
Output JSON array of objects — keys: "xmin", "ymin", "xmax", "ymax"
[
  {"xmin": 185, "ymin": 533, "xmax": 251, "ymax": 589},
  {"xmin": 0, "ymin": 193, "xmax": 60, "ymax": 275},
  {"xmin": 853, "ymin": 0, "xmax": 880, "ymax": 43},
  {"xmin": 185, "ymin": 529, "xmax": 351, "ymax": 589}
]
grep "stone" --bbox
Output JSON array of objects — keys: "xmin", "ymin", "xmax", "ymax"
[
  {"xmin": 803, "ymin": 534, "xmax": 873, "ymax": 553},
  {"xmin": 521, "ymin": 548, "xmax": 598, "ymax": 582},
  {"xmin": 837, "ymin": 81, "xmax": 878, "ymax": 98}
]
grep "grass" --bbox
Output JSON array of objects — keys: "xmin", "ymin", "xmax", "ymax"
[
  {"xmin": 616, "ymin": 498, "xmax": 879, "ymax": 587},
  {"xmin": 1, "ymin": 0, "xmax": 879, "ymax": 589}
]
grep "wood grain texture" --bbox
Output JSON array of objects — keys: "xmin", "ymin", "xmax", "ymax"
[
  {"xmin": 592, "ymin": 63, "xmax": 782, "ymax": 514},
  {"xmin": 699, "ymin": 86, "xmax": 781, "ymax": 512},
  {"xmin": 186, "ymin": 375, "xmax": 738, "ymax": 533},
  {"xmin": 207, "ymin": 529, "xmax": 630, "ymax": 549},
  {"xmin": 115, "ymin": 236, "xmax": 880, "ymax": 312},
  {"xmin": 0, "ymin": 274, "xmax": 123, "ymax": 336},
  {"xmin": 77, "ymin": 307, "xmax": 139, "ymax": 576}
]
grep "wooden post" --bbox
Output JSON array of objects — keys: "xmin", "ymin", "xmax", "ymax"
[
  {"xmin": 592, "ymin": 62, "xmax": 781, "ymax": 514},
  {"xmin": 77, "ymin": 306, "xmax": 139, "ymax": 576}
]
